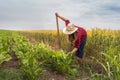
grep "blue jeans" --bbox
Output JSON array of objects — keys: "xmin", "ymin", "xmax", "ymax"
[{"xmin": 76, "ymin": 37, "xmax": 87, "ymax": 58}]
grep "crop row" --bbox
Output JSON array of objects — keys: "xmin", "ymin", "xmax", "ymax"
[
  {"xmin": 0, "ymin": 30, "xmax": 78, "ymax": 80},
  {"xmin": 18, "ymin": 28, "xmax": 120, "ymax": 79}
]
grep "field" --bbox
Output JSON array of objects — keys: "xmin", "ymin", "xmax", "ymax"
[{"xmin": 0, "ymin": 28, "xmax": 120, "ymax": 80}]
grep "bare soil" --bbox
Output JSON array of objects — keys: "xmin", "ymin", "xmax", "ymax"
[{"xmin": 2, "ymin": 44, "xmax": 20, "ymax": 69}]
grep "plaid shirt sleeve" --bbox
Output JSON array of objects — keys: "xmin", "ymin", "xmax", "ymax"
[{"xmin": 65, "ymin": 20, "xmax": 70, "ymax": 26}]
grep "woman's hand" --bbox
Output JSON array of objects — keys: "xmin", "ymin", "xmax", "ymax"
[
  {"xmin": 55, "ymin": 12, "xmax": 68, "ymax": 21},
  {"xmin": 55, "ymin": 12, "xmax": 59, "ymax": 17},
  {"xmin": 71, "ymin": 41, "xmax": 75, "ymax": 46},
  {"xmin": 71, "ymin": 48, "xmax": 78, "ymax": 56}
]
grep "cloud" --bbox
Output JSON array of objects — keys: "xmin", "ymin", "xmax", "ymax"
[
  {"xmin": 67, "ymin": 0, "xmax": 120, "ymax": 29},
  {"xmin": 0, "ymin": 0, "xmax": 120, "ymax": 30}
]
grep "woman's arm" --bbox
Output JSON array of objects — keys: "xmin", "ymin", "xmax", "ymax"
[
  {"xmin": 55, "ymin": 12, "xmax": 68, "ymax": 21},
  {"xmin": 71, "ymin": 48, "xmax": 78, "ymax": 56}
]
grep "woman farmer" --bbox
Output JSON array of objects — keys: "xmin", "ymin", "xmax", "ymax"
[{"xmin": 55, "ymin": 12, "xmax": 87, "ymax": 64}]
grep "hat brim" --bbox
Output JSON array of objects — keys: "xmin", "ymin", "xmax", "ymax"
[{"xmin": 63, "ymin": 27, "xmax": 78, "ymax": 34}]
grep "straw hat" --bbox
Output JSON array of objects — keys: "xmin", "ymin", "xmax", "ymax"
[{"xmin": 63, "ymin": 23, "xmax": 78, "ymax": 34}]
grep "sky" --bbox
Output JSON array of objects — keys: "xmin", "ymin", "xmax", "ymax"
[{"xmin": 0, "ymin": 0, "xmax": 120, "ymax": 30}]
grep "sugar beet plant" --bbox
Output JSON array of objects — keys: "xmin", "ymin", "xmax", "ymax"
[
  {"xmin": 0, "ymin": 30, "xmax": 78, "ymax": 80},
  {"xmin": 12, "ymin": 34, "xmax": 44, "ymax": 80},
  {"xmin": 0, "ymin": 30, "xmax": 44, "ymax": 80},
  {"xmin": 35, "ymin": 43, "xmax": 78, "ymax": 75},
  {"xmin": 0, "ymin": 30, "xmax": 45, "ymax": 80},
  {"xmin": 0, "ymin": 30, "xmax": 12, "ymax": 64}
]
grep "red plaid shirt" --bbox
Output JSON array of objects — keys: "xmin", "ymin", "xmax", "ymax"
[{"xmin": 65, "ymin": 20, "xmax": 87, "ymax": 48}]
